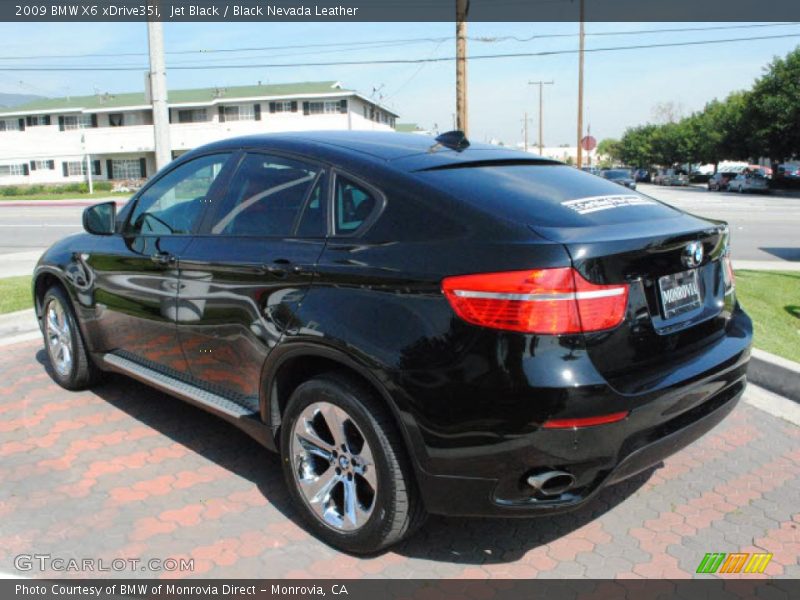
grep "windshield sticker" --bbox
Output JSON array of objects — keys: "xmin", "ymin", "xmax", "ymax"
[{"xmin": 561, "ymin": 195, "xmax": 657, "ymax": 215}]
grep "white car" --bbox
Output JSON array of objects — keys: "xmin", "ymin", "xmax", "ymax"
[{"xmin": 728, "ymin": 172, "xmax": 770, "ymax": 194}]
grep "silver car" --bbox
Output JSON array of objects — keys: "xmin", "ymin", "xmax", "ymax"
[{"xmin": 728, "ymin": 172, "xmax": 770, "ymax": 194}]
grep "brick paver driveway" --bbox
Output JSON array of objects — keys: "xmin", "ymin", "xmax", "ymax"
[{"xmin": 1, "ymin": 339, "xmax": 799, "ymax": 579}]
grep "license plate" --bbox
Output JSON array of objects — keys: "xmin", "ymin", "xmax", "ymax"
[{"xmin": 658, "ymin": 269, "xmax": 702, "ymax": 319}]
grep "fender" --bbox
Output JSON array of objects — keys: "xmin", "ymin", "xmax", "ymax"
[{"xmin": 259, "ymin": 339, "xmax": 430, "ymax": 473}]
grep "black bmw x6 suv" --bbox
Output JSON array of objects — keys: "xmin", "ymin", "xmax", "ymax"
[{"xmin": 34, "ymin": 131, "xmax": 751, "ymax": 553}]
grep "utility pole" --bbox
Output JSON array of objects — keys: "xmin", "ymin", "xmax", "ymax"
[
  {"xmin": 147, "ymin": 14, "xmax": 171, "ymax": 174},
  {"xmin": 576, "ymin": 0, "xmax": 585, "ymax": 168},
  {"xmin": 455, "ymin": 0, "xmax": 469, "ymax": 135},
  {"xmin": 528, "ymin": 80, "xmax": 554, "ymax": 155},
  {"xmin": 522, "ymin": 112, "xmax": 528, "ymax": 152}
]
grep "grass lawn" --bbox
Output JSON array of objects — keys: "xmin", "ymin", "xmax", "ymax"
[
  {"xmin": 0, "ymin": 275, "xmax": 33, "ymax": 314},
  {"xmin": 0, "ymin": 191, "xmax": 128, "ymax": 202},
  {"xmin": 735, "ymin": 270, "xmax": 800, "ymax": 363}
]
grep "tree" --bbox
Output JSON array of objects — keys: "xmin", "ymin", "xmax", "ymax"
[
  {"xmin": 596, "ymin": 138, "xmax": 622, "ymax": 165},
  {"xmin": 745, "ymin": 46, "xmax": 800, "ymax": 165},
  {"xmin": 618, "ymin": 124, "xmax": 658, "ymax": 168}
]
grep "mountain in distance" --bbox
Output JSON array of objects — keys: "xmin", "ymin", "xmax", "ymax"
[{"xmin": 0, "ymin": 93, "xmax": 46, "ymax": 108}]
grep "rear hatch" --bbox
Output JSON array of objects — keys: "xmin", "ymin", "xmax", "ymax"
[{"xmin": 415, "ymin": 161, "xmax": 734, "ymax": 392}]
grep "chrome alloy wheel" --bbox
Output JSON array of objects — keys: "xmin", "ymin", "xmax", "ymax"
[
  {"xmin": 45, "ymin": 298, "xmax": 73, "ymax": 377},
  {"xmin": 291, "ymin": 401, "xmax": 377, "ymax": 531}
]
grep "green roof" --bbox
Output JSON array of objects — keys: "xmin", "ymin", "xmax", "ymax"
[
  {"xmin": 395, "ymin": 123, "xmax": 424, "ymax": 133},
  {"xmin": 0, "ymin": 81, "xmax": 350, "ymax": 115}
]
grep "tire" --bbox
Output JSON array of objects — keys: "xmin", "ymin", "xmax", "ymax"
[
  {"xmin": 280, "ymin": 372, "xmax": 426, "ymax": 554},
  {"xmin": 41, "ymin": 285, "xmax": 101, "ymax": 390}
]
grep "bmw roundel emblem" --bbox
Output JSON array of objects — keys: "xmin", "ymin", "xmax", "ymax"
[{"xmin": 683, "ymin": 242, "xmax": 704, "ymax": 268}]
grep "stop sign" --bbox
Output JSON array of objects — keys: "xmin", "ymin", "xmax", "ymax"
[{"xmin": 580, "ymin": 135, "xmax": 597, "ymax": 152}]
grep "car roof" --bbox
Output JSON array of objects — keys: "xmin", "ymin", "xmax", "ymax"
[{"xmin": 187, "ymin": 131, "xmax": 555, "ymax": 172}]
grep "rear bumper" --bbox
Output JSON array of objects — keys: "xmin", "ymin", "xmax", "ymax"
[
  {"xmin": 418, "ymin": 374, "xmax": 746, "ymax": 518},
  {"xmin": 412, "ymin": 310, "xmax": 752, "ymax": 518}
]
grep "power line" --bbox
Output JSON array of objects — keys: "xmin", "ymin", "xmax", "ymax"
[
  {"xmin": 0, "ymin": 22, "xmax": 797, "ymax": 62},
  {"xmin": 1, "ymin": 32, "xmax": 798, "ymax": 72}
]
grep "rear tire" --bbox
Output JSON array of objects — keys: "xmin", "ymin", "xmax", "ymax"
[
  {"xmin": 41, "ymin": 286, "xmax": 100, "ymax": 390},
  {"xmin": 280, "ymin": 372, "xmax": 426, "ymax": 554}
]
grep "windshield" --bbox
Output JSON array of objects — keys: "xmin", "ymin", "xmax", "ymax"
[{"xmin": 604, "ymin": 170, "xmax": 631, "ymax": 179}]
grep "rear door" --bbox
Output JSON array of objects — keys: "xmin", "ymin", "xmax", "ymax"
[
  {"xmin": 175, "ymin": 151, "xmax": 328, "ymax": 399},
  {"xmin": 86, "ymin": 153, "xmax": 233, "ymax": 370}
]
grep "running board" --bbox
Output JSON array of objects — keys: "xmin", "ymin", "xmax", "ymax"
[{"xmin": 101, "ymin": 353, "xmax": 274, "ymax": 449}]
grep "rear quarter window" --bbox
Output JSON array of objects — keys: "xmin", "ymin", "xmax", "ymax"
[{"xmin": 417, "ymin": 164, "xmax": 681, "ymax": 228}]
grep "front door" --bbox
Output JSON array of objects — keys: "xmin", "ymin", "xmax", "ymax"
[
  {"xmin": 86, "ymin": 153, "xmax": 233, "ymax": 373},
  {"xmin": 176, "ymin": 151, "xmax": 328, "ymax": 398}
]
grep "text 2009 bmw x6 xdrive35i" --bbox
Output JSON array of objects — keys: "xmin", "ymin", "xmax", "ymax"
[{"xmin": 33, "ymin": 131, "xmax": 752, "ymax": 553}]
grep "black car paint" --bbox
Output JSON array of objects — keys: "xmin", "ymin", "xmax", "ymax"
[{"xmin": 33, "ymin": 132, "xmax": 752, "ymax": 517}]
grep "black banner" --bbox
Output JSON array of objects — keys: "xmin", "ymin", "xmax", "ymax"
[
  {"xmin": 5, "ymin": 580, "xmax": 800, "ymax": 600},
  {"xmin": 3, "ymin": 0, "xmax": 800, "ymax": 22}
]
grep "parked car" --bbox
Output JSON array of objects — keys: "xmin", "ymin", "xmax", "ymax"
[
  {"xmin": 33, "ymin": 131, "xmax": 751, "ymax": 553},
  {"xmin": 633, "ymin": 168, "xmax": 651, "ymax": 183},
  {"xmin": 601, "ymin": 168, "xmax": 637, "ymax": 190},
  {"xmin": 747, "ymin": 165, "xmax": 772, "ymax": 179},
  {"xmin": 707, "ymin": 171, "xmax": 740, "ymax": 191},
  {"xmin": 776, "ymin": 163, "xmax": 800, "ymax": 180},
  {"xmin": 653, "ymin": 169, "xmax": 689, "ymax": 186},
  {"xmin": 580, "ymin": 166, "xmax": 601, "ymax": 176},
  {"xmin": 728, "ymin": 172, "xmax": 770, "ymax": 194}
]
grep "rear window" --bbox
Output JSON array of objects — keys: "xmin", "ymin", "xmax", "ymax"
[{"xmin": 417, "ymin": 164, "xmax": 680, "ymax": 228}]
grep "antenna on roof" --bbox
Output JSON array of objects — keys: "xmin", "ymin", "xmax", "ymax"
[{"xmin": 430, "ymin": 130, "xmax": 470, "ymax": 153}]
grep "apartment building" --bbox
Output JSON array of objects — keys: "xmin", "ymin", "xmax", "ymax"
[{"xmin": 0, "ymin": 81, "xmax": 399, "ymax": 186}]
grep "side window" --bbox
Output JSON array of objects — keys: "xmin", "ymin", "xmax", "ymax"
[
  {"xmin": 210, "ymin": 153, "xmax": 318, "ymax": 237},
  {"xmin": 126, "ymin": 154, "xmax": 230, "ymax": 235},
  {"xmin": 334, "ymin": 175, "xmax": 379, "ymax": 234},
  {"xmin": 296, "ymin": 173, "xmax": 327, "ymax": 238}
]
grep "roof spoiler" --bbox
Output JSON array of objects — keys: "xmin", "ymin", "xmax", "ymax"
[{"xmin": 430, "ymin": 130, "xmax": 470, "ymax": 152}]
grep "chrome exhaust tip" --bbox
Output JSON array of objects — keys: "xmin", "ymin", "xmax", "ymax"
[{"xmin": 527, "ymin": 470, "xmax": 576, "ymax": 497}]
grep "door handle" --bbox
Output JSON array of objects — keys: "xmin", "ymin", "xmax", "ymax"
[
  {"xmin": 260, "ymin": 260, "xmax": 308, "ymax": 276},
  {"xmin": 151, "ymin": 251, "xmax": 175, "ymax": 265}
]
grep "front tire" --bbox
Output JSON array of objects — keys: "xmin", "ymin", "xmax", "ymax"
[
  {"xmin": 41, "ymin": 286, "xmax": 100, "ymax": 390},
  {"xmin": 280, "ymin": 373, "xmax": 426, "ymax": 553}
]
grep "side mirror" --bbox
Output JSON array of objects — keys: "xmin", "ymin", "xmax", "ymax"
[{"xmin": 83, "ymin": 201, "xmax": 116, "ymax": 235}]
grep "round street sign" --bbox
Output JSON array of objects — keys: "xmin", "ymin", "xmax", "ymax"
[{"xmin": 580, "ymin": 135, "xmax": 597, "ymax": 152}]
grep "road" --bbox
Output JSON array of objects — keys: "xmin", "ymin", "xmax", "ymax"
[
  {"xmin": 638, "ymin": 184, "xmax": 800, "ymax": 263},
  {"xmin": 0, "ymin": 187, "xmax": 797, "ymax": 277}
]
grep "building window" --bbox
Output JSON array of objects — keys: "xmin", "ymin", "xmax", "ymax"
[
  {"xmin": 272, "ymin": 101, "xmax": 293, "ymax": 112},
  {"xmin": 25, "ymin": 115, "xmax": 51, "ymax": 127},
  {"xmin": 61, "ymin": 115, "xmax": 93, "ymax": 130},
  {"xmin": 0, "ymin": 163, "xmax": 28, "ymax": 177},
  {"xmin": 112, "ymin": 159, "xmax": 143, "ymax": 180},
  {"xmin": 65, "ymin": 161, "xmax": 87, "ymax": 176},
  {"xmin": 31, "ymin": 160, "xmax": 55, "ymax": 170},
  {"xmin": 0, "ymin": 119, "xmax": 20, "ymax": 132},
  {"xmin": 177, "ymin": 109, "xmax": 208, "ymax": 123},
  {"xmin": 108, "ymin": 113, "xmax": 124, "ymax": 127},
  {"xmin": 307, "ymin": 101, "xmax": 342, "ymax": 115},
  {"xmin": 222, "ymin": 105, "xmax": 254, "ymax": 121}
]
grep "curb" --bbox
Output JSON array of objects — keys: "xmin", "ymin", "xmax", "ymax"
[{"xmin": 748, "ymin": 348, "xmax": 800, "ymax": 404}]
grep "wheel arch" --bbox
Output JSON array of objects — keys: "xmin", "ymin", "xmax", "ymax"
[
  {"xmin": 33, "ymin": 268, "xmax": 70, "ymax": 323},
  {"xmin": 260, "ymin": 342, "xmax": 426, "ymax": 477}
]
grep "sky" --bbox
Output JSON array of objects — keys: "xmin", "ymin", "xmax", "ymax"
[{"xmin": 1, "ymin": 21, "xmax": 799, "ymax": 146}]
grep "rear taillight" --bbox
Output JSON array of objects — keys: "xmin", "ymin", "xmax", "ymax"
[
  {"xmin": 441, "ymin": 267, "xmax": 629, "ymax": 334},
  {"xmin": 722, "ymin": 251, "xmax": 735, "ymax": 293}
]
